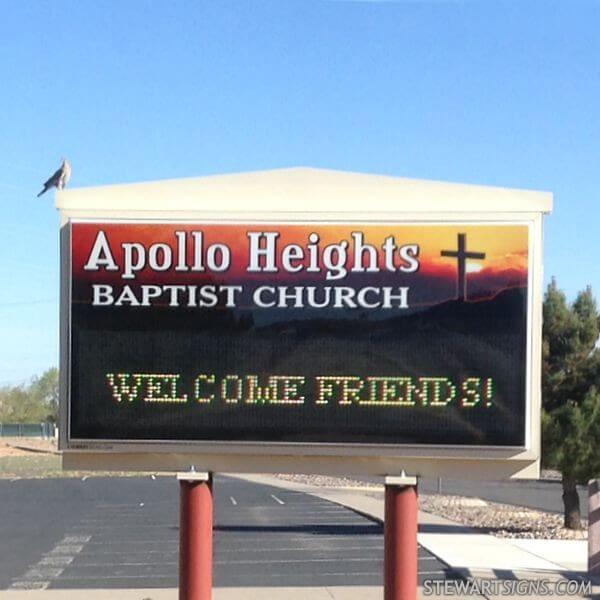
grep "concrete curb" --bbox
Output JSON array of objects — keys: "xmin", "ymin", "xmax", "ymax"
[
  {"xmin": 0, "ymin": 587, "xmax": 374, "ymax": 600},
  {"xmin": 0, "ymin": 586, "xmax": 471, "ymax": 600}
]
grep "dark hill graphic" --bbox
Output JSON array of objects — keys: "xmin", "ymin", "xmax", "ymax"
[{"xmin": 253, "ymin": 286, "xmax": 526, "ymax": 339}]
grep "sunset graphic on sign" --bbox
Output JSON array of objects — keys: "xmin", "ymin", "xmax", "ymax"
[{"xmin": 71, "ymin": 222, "xmax": 528, "ymax": 309}]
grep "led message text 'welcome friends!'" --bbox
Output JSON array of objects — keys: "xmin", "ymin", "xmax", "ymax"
[{"xmin": 68, "ymin": 222, "xmax": 530, "ymax": 447}]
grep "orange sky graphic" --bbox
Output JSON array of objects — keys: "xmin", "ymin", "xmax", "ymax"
[{"xmin": 71, "ymin": 222, "xmax": 529, "ymax": 304}]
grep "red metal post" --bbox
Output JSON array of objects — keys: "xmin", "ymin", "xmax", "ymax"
[
  {"xmin": 179, "ymin": 472, "xmax": 213, "ymax": 600},
  {"xmin": 384, "ymin": 475, "xmax": 418, "ymax": 600}
]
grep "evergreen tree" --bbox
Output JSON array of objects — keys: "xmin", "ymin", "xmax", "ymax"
[{"xmin": 542, "ymin": 280, "xmax": 600, "ymax": 529}]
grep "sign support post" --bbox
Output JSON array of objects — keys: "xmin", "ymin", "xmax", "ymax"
[
  {"xmin": 589, "ymin": 479, "xmax": 600, "ymax": 578},
  {"xmin": 178, "ymin": 470, "xmax": 213, "ymax": 600},
  {"xmin": 384, "ymin": 473, "xmax": 418, "ymax": 600}
]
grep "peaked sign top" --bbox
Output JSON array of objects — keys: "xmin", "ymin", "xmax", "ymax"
[{"xmin": 56, "ymin": 167, "xmax": 553, "ymax": 218}]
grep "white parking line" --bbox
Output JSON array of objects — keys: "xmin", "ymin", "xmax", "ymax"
[
  {"xmin": 69, "ymin": 560, "xmax": 178, "ymax": 567},
  {"xmin": 253, "ymin": 509, "xmax": 355, "ymax": 514},
  {"xmin": 288, "ymin": 504, "xmax": 356, "ymax": 515},
  {"xmin": 86, "ymin": 539, "xmax": 179, "ymax": 545},
  {"xmin": 9, "ymin": 534, "xmax": 91, "ymax": 590},
  {"xmin": 214, "ymin": 534, "xmax": 382, "ymax": 543},
  {"xmin": 270, "ymin": 515, "xmax": 366, "ymax": 521},
  {"xmin": 215, "ymin": 545, "xmax": 384, "ymax": 553},
  {"xmin": 214, "ymin": 557, "xmax": 382, "ymax": 565},
  {"xmin": 75, "ymin": 549, "xmax": 178, "ymax": 557},
  {"xmin": 71, "ymin": 524, "xmax": 176, "ymax": 529},
  {"xmin": 83, "ymin": 533, "xmax": 385, "ymax": 546},
  {"xmin": 230, "ymin": 506, "xmax": 348, "ymax": 512},
  {"xmin": 230, "ymin": 496, "xmax": 238, "ymax": 506},
  {"xmin": 270, "ymin": 494, "xmax": 285, "ymax": 505},
  {"xmin": 280, "ymin": 500, "xmax": 333, "ymax": 504},
  {"xmin": 275, "ymin": 570, "xmax": 381, "ymax": 578},
  {"xmin": 38, "ymin": 556, "xmax": 75, "ymax": 567},
  {"xmin": 47, "ymin": 544, "xmax": 85, "ymax": 555},
  {"xmin": 40, "ymin": 573, "xmax": 177, "ymax": 581},
  {"xmin": 96, "ymin": 503, "xmax": 144, "ymax": 508},
  {"xmin": 63, "ymin": 535, "xmax": 93, "ymax": 543},
  {"xmin": 64, "ymin": 556, "xmax": 383, "ymax": 568}
]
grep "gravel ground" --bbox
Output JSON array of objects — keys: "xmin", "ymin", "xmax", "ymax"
[
  {"xmin": 419, "ymin": 493, "xmax": 587, "ymax": 540},
  {"xmin": 275, "ymin": 473, "xmax": 381, "ymax": 488},
  {"xmin": 274, "ymin": 473, "xmax": 588, "ymax": 540}
]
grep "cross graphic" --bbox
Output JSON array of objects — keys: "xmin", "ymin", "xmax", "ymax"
[{"xmin": 440, "ymin": 233, "xmax": 486, "ymax": 301}]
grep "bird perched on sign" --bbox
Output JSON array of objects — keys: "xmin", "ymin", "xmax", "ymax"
[{"xmin": 37, "ymin": 158, "xmax": 72, "ymax": 197}]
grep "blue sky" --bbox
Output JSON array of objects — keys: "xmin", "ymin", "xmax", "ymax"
[{"xmin": 0, "ymin": 1, "xmax": 598, "ymax": 384}]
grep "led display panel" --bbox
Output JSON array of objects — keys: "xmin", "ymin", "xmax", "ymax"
[{"xmin": 67, "ymin": 221, "xmax": 530, "ymax": 447}]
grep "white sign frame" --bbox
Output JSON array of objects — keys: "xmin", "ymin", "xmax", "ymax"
[{"xmin": 57, "ymin": 168, "xmax": 552, "ymax": 478}]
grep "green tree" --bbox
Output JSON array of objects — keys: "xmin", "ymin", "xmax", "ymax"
[
  {"xmin": 542, "ymin": 280, "xmax": 600, "ymax": 529},
  {"xmin": 0, "ymin": 368, "xmax": 59, "ymax": 424},
  {"xmin": 29, "ymin": 368, "xmax": 59, "ymax": 423}
]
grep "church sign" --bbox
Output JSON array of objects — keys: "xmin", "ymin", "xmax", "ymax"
[{"xmin": 57, "ymin": 169, "xmax": 552, "ymax": 478}]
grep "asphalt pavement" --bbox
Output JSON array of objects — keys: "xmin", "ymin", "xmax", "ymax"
[
  {"xmin": 0, "ymin": 476, "xmax": 453, "ymax": 590},
  {"xmin": 418, "ymin": 477, "xmax": 589, "ymax": 519},
  {"xmin": 356, "ymin": 476, "xmax": 589, "ymax": 519}
]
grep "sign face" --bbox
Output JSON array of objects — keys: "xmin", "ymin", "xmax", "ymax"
[{"xmin": 67, "ymin": 221, "xmax": 530, "ymax": 448}]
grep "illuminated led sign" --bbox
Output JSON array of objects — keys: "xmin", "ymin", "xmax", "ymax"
[{"xmin": 67, "ymin": 221, "xmax": 530, "ymax": 447}]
